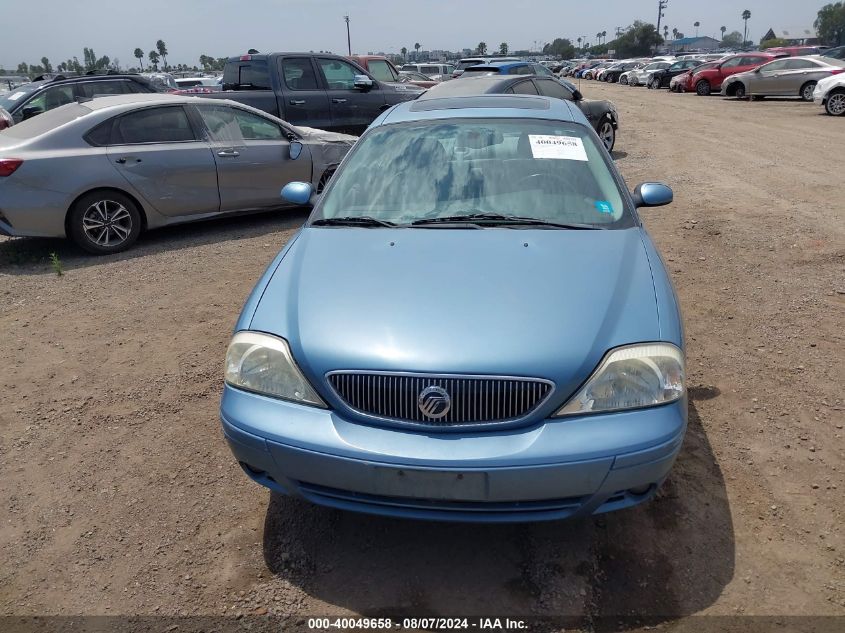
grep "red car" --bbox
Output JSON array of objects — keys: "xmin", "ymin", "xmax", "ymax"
[{"xmin": 691, "ymin": 53, "xmax": 781, "ymax": 95}]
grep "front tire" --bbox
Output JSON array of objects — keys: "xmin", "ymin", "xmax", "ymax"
[
  {"xmin": 800, "ymin": 81, "xmax": 817, "ymax": 102},
  {"xmin": 650, "ymin": 77, "xmax": 661, "ymax": 90},
  {"xmin": 733, "ymin": 84, "xmax": 746, "ymax": 99},
  {"xmin": 68, "ymin": 191, "xmax": 141, "ymax": 254},
  {"xmin": 696, "ymin": 80, "xmax": 712, "ymax": 96},
  {"xmin": 825, "ymin": 89, "xmax": 845, "ymax": 116},
  {"xmin": 597, "ymin": 117, "xmax": 616, "ymax": 153},
  {"xmin": 620, "ymin": 76, "xmax": 628, "ymax": 85}
]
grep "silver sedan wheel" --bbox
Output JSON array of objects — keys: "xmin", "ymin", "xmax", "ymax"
[
  {"xmin": 828, "ymin": 92, "xmax": 845, "ymax": 116},
  {"xmin": 801, "ymin": 82, "xmax": 816, "ymax": 102},
  {"xmin": 82, "ymin": 200, "xmax": 133, "ymax": 247},
  {"xmin": 599, "ymin": 120, "xmax": 615, "ymax": 152}
]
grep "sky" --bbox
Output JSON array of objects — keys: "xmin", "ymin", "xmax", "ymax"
[{"xmin": 1, "ymin": 0, "xmax": 827, "ymax": 69}]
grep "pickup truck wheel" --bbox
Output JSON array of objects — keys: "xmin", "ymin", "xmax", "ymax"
[
  {"xmin": 800, "ymin": 81, "xmax": 817, "ymax": 102},
  {"xmin": 826, "ymin": 89, "xmax": 845, "ymax": 116},
  {"xmin": 68, "ymin": 191, "xmax": 141, "ymax": 255},
  {"xmin": 696, "ymin": 80, "xmax": 711, "ymax": 96}
]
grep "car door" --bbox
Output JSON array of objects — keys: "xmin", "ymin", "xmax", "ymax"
[
  {"xmin": 105, "ymin": 105, "xmax": 220, "ymax": 216},
  {"xmin": 773, "ymin": 59, "xmax": 826, "ymax": 95},
  {"xmin": 316, "ymin": 57, "xmax": 386, "ymax": 134},
  {"xmin": 277, "ymin": 56, "xmax": 331, "ymax": 129},
  {"xmin": 193, "ymin": 103, "xmax": 312, "ymax": 212},
  {"xmin": 751, "ymin": 59, "xmax": 790, "ymax": 94}
]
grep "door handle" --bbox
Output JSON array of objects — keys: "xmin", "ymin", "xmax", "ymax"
[
  {"xmin": 217, "ymin": 150, "xmax": 240, "ymax": 157},
  {"xmin": 115, "ymin": 158, "xmax": 126, "ymax": 164},
  {"xmin": 115, "ymin": 157, "xmax": 141, "ymax": 164},
  {"xmin": 332, "ymin": 98, "xmax": 348, "ymax": 104},
  {"xmin": 289, "ymin": 99, "xmax": 306, "ymax": 105}
]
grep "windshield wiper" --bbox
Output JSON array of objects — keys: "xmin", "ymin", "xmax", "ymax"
[
  {"xmin": 411, "ymin": 213, "xmax": 599, "ymax": 230},
  {"xmin": 311, "ymin": 216, "xmax": 399, "ymax": 228}
]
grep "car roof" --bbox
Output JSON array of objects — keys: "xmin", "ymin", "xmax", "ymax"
[
  {"xmin": 418, "ymin": 74, "xmax": 539, "ymax": 97},
  {"xmin": 376, "ymin": 94, "xmax": 582, "ymax": 127}
]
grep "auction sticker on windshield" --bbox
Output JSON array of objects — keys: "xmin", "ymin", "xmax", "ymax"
[{"xmin": 529, "ymin": 135, "xmax": 588, "ymax": 161}]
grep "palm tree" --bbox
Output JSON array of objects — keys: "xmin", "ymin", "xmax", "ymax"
[
  {"xmin": 400, "ymin": 46, "xmax": 407, "ymax": 60},
  {"xmin": 148, "ymin": 50, "xmax": 160, "ymax": 71},
  {"xmin": 156, "ymin": 40, "xmax": 168, "ymax": 70},
  {"xmin": 577, "ymin": 36, "xmax": 582, "ymax": 50},
  {"xmin": 596, "ymin": 32, "xmax": 602, "ymax": 46},
  {"xmin": 672, "ymin": 28, "xmax": 679, "ymax": 40},
  {"xmin": 742, "ymin": 10, "xmax": 751, "ymax": 48},
  {"xmin": 694, "ymin": 21, "xmax": 700, "ymax": 38},
  {"xmin": 134, "ymin": 48, "xmax": 144, "ymax": 70},
  {"xmin": 602, "ymin": 30, "xmax": 607, "ymax": 45},
  {"xmin": 499, "ymin": 42, "xmax": 508, "ymax": 56},
  {"xmin": 414, "ymin": 42, "xmax": 420, "ymax": 60},
  {"xmin": 720, "ymin": 26, "xmax": 727, "ymax": 42},
  {"xmin": 664, "ymin": 26, "xmax": 669, "ymax": 41},
  {"xmin": 477, "ymin": 42, "xmax": 487, "ymax": 55}
]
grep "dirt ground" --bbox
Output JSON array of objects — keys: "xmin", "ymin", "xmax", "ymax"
[{"xmin": 1, "ymin": 82, "xmax": 843, "ymax": 631}]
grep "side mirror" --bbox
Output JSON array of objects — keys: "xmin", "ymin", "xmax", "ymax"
[
  {"xmin": 281, "ymin": 181, "xmax": 314, "ymax": 206},
  {"xmin": 632, "ymin": 182, "xmax": 673, "ymax": 208},
  {"xmin": 289, "ymin": 141, "xmax": 303, "ymax": 160},
  {"xmin": 353, "ymin": 75, "xmax": 374, "ymax": 90},
  {"xmin": 22, "ymin": 106, "xmax": 42, "ymax": 121}
]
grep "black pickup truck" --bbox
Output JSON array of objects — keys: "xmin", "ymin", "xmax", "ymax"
[{"xmin": 202, "ymin": 53, "xmax": 425, "ymax": 134}]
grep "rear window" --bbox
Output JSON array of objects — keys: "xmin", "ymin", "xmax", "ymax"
[
  {"xmin": 223, "ymin": 60, "xmax": 271, "ymax": 90},
  {"xmin": 1, "ymin": 103, "xmax": 92, "ymax": 138},
  {"xmin": 368, "ymin": 60, "xmax": 398, "ymax": 82}
]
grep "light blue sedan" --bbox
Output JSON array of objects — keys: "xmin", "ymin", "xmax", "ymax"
[{"xmin": 220, "ymin": 94, "xmax": 686, "ymax": 522}]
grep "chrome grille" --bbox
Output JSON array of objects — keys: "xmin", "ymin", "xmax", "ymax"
[{"xmin": 326, "ymin": 372, "xmax": 553, "ymax": 426}]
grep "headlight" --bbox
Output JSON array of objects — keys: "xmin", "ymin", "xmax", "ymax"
[
  {"xmin": 224, "ymin": 331, "xmax": 326, "ymax": 407},
  {"xmin": 554, "ymin": 343, "xmax": 684, "ymax": 417}
]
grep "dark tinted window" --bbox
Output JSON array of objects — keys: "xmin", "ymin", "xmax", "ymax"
[
  {"xmin": 535, "ymin": 78, "xmax": 573, "ymax": 100},
  {"xmin": 741, "ymin": 56, "xmax": 768, "ymax": 66},
  {"xmin": 79, "ymin": 80, "xmax": 131, "ymax": 98},
  {"xmin": 114, "ymin": 106, "xmax": 196, "ymax": 144},
  {"xmin": 282, "ymin": 58, "xmax": 319, "ymax": 90},
  {"xmin": 511, "ymin": 80, "xmax": 538, "ymax": 95},
  {"xmin": 85, "ymin": 120, "xmax": 113, "ymax": 146},
  {"xmin": 223, "ymin": 60, "xmax": 271, "ymax": 90}
]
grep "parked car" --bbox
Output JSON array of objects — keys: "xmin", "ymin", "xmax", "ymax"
[
  {"xmin": 765, "ymin": 46, "xmax": 828, "ymax": 57},
  {"xmin": 0, "ymin": 73, "xmax": 161, "ymax": 125},
  {"xmin": 670, "ymin": 61, "xmax": 720, "ymax": 92},
  {"xmin": 583, "ymin": 62, "xmax": 614, "ymax": 80},
  {"xmin": 723, "ymin": 56, "xmax": 845, "ymax": 100},
  {"xmin": 202, "ymin": 53, "xmax": 424, "ymax": 135},
  {"xmin": 604, "ymin": 61, "xmax": 646, "ymax": 84},
  {"xmin": 411, "ymin": 73, "xmax": 619, "ymax": 151},
  {"xmin": 0, "ymin": 94, "xmax": 355, "ymax": 253},
  {"xmin": 0, "ymin": 75, "xmax": 30, "ymax": 91},
  {"xmin": 141, "ymin": 72, "xmax": 178, "ymax": 91},
  {"xmin": 452, "ymin": 56, "xmax": 519, "ymax": 78},
  {"xmin": 617, "ymin": 63, "xmax": 648, "ymax": 85},
  {"xmin": 347, "ymin": 55, "xmax": 404, "ymax": 84},
  {"xmin": 691, "ymin": 52, "xmax": 780, "ymax": 95},
  {"xmin": 221, "ymin": 94, "xmax": 685, "ymax": 523},
  {"xmin": 628, "ymin": 62, "xmax": 672, "ymax": 86},
  {"xmin": 459, "ymin": 61, "xmax": 556, "ymax": 78},
  {"xmin": 174, "ymin": 77, "xmax": 220, "ymax": 89},
  {"xmin": 398, "ymin": 71, "xmax": 438, "ymax": 89},
  {"xmin": 401, "ymin": 63, "xmax": 455, "ymax": 81},
  {"xmin": 648, "ymin": 59, "xmax": 705, "ymax": 89},
  {"xmin": 813, "ymin": 72, "xmax": 845, "ymax": 116},
  {"xmin": 822, "ymin": 46, "xmax": 845, "ymax": 60}
]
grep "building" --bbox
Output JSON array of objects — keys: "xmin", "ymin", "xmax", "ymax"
[
  {"xmin": 762, "ymin": 27, "xmax": 819, "ymax": 46},
  {"xmin": 668, "ymin": 36, "xmax": 721, "ymax": 52}
]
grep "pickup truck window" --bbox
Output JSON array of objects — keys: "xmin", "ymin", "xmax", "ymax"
[
  {"xmin": 223, "ymin": 60, "xmax": 272, "ymax": 90},
  {"xmin": 282, "ymin": 58, "xmax": 319, "ymax": 90},
  {"xmin": 368, "ymin": 60, "xmax": 398, "ymax": 82},
  {"xmin": 318, "ymin": 58, "xmax": 361, "ymax": 90}
]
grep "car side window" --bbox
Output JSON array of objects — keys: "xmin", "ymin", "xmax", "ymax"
[
  {"xmin": 197, "ymin": 105, "xmax": 284, "ymax": 142},
  {"xmin": 511, "ymin": 80, "xmax": 538, "ymax": 95},
  {"xmin": 721, "ymin": 57, "xmax": 743, "ymax": 69},
  {"xmin": 761, "ymin": 59, "xmax": 788, "ymax": 72},
  {"xmin": 369, "ymin": 60, "xmax": 398, "ymax": 82},
  {"xmin": 79, "ymin": 80, "xmax": 131, "ymax": 98},
  {"xmin": 282, "ymin": 58, "xmax": 319, "ymax": 90},
  {"xmin": 535, "ymin": 79, "xmax": 573, "ymax": 101},
  {"xmin": 785, "ymin": 59, "xmax": 819, "ymax": 70},
  {"xmin": 742, "ymin": 56, "xmax": 767, "ymax": 66},
  {"xmin": 318, "ymin": 58, "xmax": 362, "ymax": 90},
  {"xmin": 17, "ymin": 85, "xmax": 75, "ymax": 121},
  {"xmin": 114, "ymin": 106, "xmax": 197, "ymax": 144}
]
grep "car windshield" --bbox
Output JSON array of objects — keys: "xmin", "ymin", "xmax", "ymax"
[
  {"xmin": 313, "ymin": 118, "xmax": 629, "ymax": 228},
  {"xmin": 0, "ymin": 82, "xmax": 41, "ymax": 111}
]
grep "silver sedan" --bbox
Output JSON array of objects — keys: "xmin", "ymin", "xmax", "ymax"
[
  {"xmin": 0, "ymin": 94, "xmax": 355, "ymax": 253},
  {"xmin": 723, "ymin": 56, "xmax": 845, "ymax": 101}
]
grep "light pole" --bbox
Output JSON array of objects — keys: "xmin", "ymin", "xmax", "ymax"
[
  {"xmin": 343, "ymin": 15, "xmax": 351, "ymax": 56},
  {"xmin": 656, "ymin": 0, "xmax": 668, "ymax": 52}
]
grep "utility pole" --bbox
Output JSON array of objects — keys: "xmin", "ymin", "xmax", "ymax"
[
  {"xmin": 656, "ymin": 1, "xmax": 668, "ymax": 52},
  {"xmin": 343, "ymin": 15, "xmax": 351, "ymax": 56}
]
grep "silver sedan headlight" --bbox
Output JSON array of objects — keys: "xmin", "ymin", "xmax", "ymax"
[
  {"xmin": 554, "ymin": 343, "xmax": 685, "ymax": 417},
  {"xmin": 225, "ymin": 331, "xmax": 326, "ymax": 407}
]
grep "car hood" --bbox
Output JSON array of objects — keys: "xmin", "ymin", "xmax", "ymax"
[{"xmin": 249, "ymin": 227, "xmax": 660, "ymax": 401}]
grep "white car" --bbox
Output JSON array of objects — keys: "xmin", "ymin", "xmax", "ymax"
[
  {"xmin": 813, "ymin": 73, "xmax": 845, "ymax": 116},
  {"xmin": 629, "ymin": 62, "xmax": 671, "ymax": 86}
]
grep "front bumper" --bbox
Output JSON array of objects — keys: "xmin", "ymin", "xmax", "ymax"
[{"xmin": 220, "ymin": 385, "xmax": 687, "ymax": 522}]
